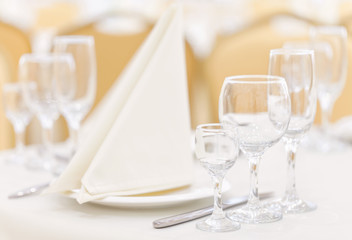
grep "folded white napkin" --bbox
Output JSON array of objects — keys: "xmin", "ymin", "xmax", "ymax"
[{"xmin": 48, "ymin": 5, "xmax": 194, "ymax": 203}]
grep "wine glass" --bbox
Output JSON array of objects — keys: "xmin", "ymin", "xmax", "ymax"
[
  {"xmin": 19, "ymin": 53, "xmax": 75, "ymax": 174},
  {"xmin": 282, "ymin": 40, "xmax": 340, "ymax": 152},
  {"xmin": 53, "ymin": 35, "xmax": 97, "ymax": 156},
  {"xmin": 2, "ymin": 82, "xmax": 32, "ymax": 164},
  {"xmin": 268, "ymin": 49, "xmax": 317, "ymax": 213},
  {"xmin": 195, "ymin": 123, "xmax": 240, "ymax": 232},
  {"xmin": 309, "ymin": 26, "xmax": 348, "ymax": 152},
  {"xmin": 219, "ymin": 75, "xmax": 291, "ymax": 224},
  {"xmin": 283, "ymin": 40, "xmax": 332, "ymax": 90}
]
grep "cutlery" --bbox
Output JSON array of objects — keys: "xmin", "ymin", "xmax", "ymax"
[
  {"xmin": 8, "ymin": 182, "xmax": 51, "ymax": 199},
  {"xmin": 153, "ymin": 192, "xmax": 274, "ymax": 228}
]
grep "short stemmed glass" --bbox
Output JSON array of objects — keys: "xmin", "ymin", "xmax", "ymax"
[
  {"xmin": 219, "ymin": 75, "xmax": 291, "ymax": 224},
  {"xmin": 195, "ymin": 123, "xmax": 240, "ymax": 232},
  {"xmin": 268, "ymin": 49, "xmax": 317, "ymax": 213},
  {"xmin": 19, "ymin": 53, "xmax": 75, "ymax": 173},
  {"xmin": 53, "ymin": 36, "xmax": 97, "ymax": 156},
  {"xmin": 2, "ymin": 83, "xmax": 32, "ymax": 164},
  {"xmin": 309, "ymin": 26, "xmax": 348, "ymax": 152}
]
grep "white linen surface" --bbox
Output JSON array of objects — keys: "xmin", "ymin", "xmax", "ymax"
[{"xmin": 48, "ymin": 4, "xmax": 194, "ymax": 203}]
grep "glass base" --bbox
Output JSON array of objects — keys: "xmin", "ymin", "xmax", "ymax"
[
  {"xmin": 227, "ymin": 204, "xmax": 282, "ymax": 224},
  {"xmin": 265, "ymin": 198, "xmax": 317, "ymax": 214},
  {"xmin": 196, "ymin": 216, "xmax": 240, "ymax": 232}
]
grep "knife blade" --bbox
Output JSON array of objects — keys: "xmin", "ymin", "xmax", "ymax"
[{"xmin": 153, "ymin": 192, "xmax": 273, "ymax": 228}]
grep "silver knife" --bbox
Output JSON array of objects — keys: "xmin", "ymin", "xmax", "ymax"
[
  {"xmin": 8, "ymin": 182, "xmax": 51, "ymax": 199},
  {"xmin": 153, "ymin": 192, "xmax": 273, "ymax": 228}
]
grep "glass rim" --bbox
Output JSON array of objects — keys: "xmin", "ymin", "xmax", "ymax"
[
  {"xmin": 283, "ymin": 40, "xmax": 331, "ymax": 48},
  {"xmin": 19, "ymin": 53, "xmax": 74, "ymax": 62},
  {"xmin": 196, "ymin": 123, "xmax": 236, "ymax": 131},
  {"xmin": 224, "ymin": 75, "xmax": 286, "ymax": 84},
  {"xmin": 54, "ymin": 35, "xmax": 95, "ymax": 44},
  {"xmin": 270, "ymin": 48, "xmax": 314, "ymax": 56}
]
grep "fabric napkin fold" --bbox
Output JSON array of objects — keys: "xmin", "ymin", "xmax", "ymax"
[{"xmin": 48, "ymin": 4, "xmax": 194, "ymax": 203}]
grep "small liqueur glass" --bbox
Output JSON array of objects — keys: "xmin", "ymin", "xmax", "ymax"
[{"xmin": 195, "ymin": 123, "xmax": 240, "ymax": 232}]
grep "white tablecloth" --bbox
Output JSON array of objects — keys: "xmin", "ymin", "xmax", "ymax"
[{"xmin": 0, "ymin": 142, "xmax": 351, "ymax": 240}]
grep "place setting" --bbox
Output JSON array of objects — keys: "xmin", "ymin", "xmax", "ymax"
[{"xmin": 1, "ymin": 2, "xmax": 352, "ymax": 239}]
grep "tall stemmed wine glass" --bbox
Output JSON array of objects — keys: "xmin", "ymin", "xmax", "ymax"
[
  {"xmin": 283, "ymin": 41, "xmax": 332, "ymax": 90},
  {"xmin": 19, "ymin": 53, "xmax": 75, "ymax": 173},
  {"xmin": 53, "ymin": 36, "xmax": 96, "ymax": 156},
  {"xmin": 309, "ymin": 26, "xmax": 348, "ymax": 152},
  {"xmin": 268, "ymin": 49, "xmax": 317, "ymax": 213},
  {"xmin": 283, "ymin": 40, "xmax": 338, "ymax": 152},
  {"xmin": 2, "ymin": 83, "xmax": 32, "ymax": 164},
  {"xmin": 219, "ymin": 75, "xmax": 291, "ymax": 224},
  {"xmin": 195, "ymin": 123, "xmax": 240, "ymax": 232}
]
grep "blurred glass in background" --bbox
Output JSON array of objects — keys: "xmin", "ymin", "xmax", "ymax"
[{"xmin": 1, "ymin": 0, "xmax": 352, "ymax": 151}]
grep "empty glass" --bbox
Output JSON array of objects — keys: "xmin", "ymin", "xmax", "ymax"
[
  {"xmin": 309, "ymin": 26, "xmax": 348, "ymax": 152},
  {"xmin": 53, "ymin": 35, "xmax": 96, "ymax": 156},
  {"xmin": 195, "ymin": 123, "xmax": 240, "ymax": 232},
  {"xmin": 19, "ymin": 53, "xmax": 75, "ymax": 174},
  {"xmin": 2, "ymin": 82, "xmax": 32, "ymax": 164},
  {"xmin": 219, "ymin": 75, "xmax": 291, "ymax": 224},
  {"xmin": 268, "ymin": 49, "xmax": 317, "ymax": 213}
]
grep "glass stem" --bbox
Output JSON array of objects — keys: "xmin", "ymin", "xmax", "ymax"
[
  {"xmin": 42, "ymin": 127, "xmax": 53, "ymax": 151},
  {"xmin": 320, "ymin": 104, "xmax": 333, "ymax": 135},
  {"xmin": 68, "ymin": 124, "xmax": 80, "ymax": 155},
  {"xmin": 14, "ymin": 126, "xmax": 25, "ymax": 157},
  {"xmin": 211, "ymin": 174, "xmax": 225, "ymax": 219},
  {"xmin": 42, "ymin": 125, "xmax": 55, "ymax": 170},
  {"xmin": 247, "ymin": 155, "xmax": 261, "ymax": 208},
  {"xmin": 284, "ymin": 139, "xmax": 300, "ymax": 202}
]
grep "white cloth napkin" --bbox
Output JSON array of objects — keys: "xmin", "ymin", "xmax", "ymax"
[{"xmin": 48, "ymin": 5, "xmax": 194, "ymax": 203}]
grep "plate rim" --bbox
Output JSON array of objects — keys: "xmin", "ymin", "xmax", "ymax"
[{"xmin": 68, "ymin": 180, "xmax": 231, "ymax": 208}]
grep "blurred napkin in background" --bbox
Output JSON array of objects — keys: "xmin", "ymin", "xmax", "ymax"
[
  {"xmin": 331, "ymin": 115, "xmax": 352, "ymax": 144},
  {"xmin": 47, "ymin": 4, "xmax": 194, "ymax": 203}
]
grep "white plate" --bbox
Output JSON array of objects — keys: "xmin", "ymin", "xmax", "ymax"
[{"xmin": 68, "ymin": 165, "xmax": 231, "ymax": 208}]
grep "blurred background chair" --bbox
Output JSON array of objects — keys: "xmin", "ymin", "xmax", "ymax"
[
  {"xmin": 56, "ymin": 14, "xmax": 197, "ymax": 139},
  {"xmin": 55, "ymin": 13, "xmax": 198, "ymax": 136},
  {"xmin": 202, "ymin": 9, "xmax": 352, "ymax": 125},
  {"xmin": 1, "ymin": 0, "xmax": 352, "ymax": 149},
  {"xmin": 0, "ymin": 21, "xmax": 31, "ymax": 150},
  {"xmin": 57, "ymin": 16, "xmax": 152, "ymax": 114}
]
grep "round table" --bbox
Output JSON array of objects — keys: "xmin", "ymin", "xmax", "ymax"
[{"xmin": 0, "ymin": 142, "xmax": 351, "ymax": 240}]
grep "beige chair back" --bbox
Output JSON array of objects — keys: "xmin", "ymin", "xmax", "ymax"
[
  {"xmin": 202, "ymin": 11, "xmax": 352, "ymax": 124},
  {"xmin": 0, "ymin": 22, "xmax": 31, "ymax": 150}
]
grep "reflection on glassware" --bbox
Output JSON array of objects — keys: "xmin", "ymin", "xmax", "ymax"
[
  {"xmin": 2, "ymin": 83, "xmax": 32, "ymax": 164},
  {"xmin": 53, "ymin": 35, "xmax": 96, "ymax": 157},
  {"xmin": 195, "ymin": 123, "xmax": 240, "ymax": 232},
  {"xmin": 309, "ymin": 26, "xmax": 348, "ymax": 152},
  {"xmin": 219, "ymin": 75, "xmax": 291, "ymax": 224},
  {"xmin": 268, "ymin": 49, "xmax": 317, "ymax": 214},
  {"xmin": 19, "ymin": 53, "xmax": 75, "ymax": 174}
]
